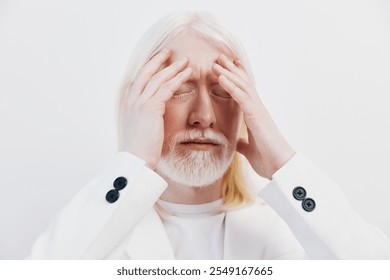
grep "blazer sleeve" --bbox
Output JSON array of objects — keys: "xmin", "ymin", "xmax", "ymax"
[
  {"xmin": 28, "ymin": 152, "xmax": 167, "ymax": 259},
  {"xmin": 259, "ymin": 153, "xmax": 390, "ymax": 259}
]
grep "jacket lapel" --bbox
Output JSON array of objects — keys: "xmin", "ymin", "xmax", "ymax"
[
  {"xmin": 126, "ymin": 209, "xmax": 175, "ymax": 259},
  {"xmin": 125, "ymin": 202, "xmax": 265, "ymax": 260},
  {"xmin": 224, "ymin": 202, "xmax": 265, "ymax": 259},
  {"xmin": 126, "ymin": 207, "xmax": 259, "ymax": 260}
]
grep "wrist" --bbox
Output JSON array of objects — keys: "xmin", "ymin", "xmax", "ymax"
[
  {"xmin": 268, "ymin": 148, "xmax": 295, "ymax": 180},
  {"xmin": 121, "ymin": 149, "xmax": 159, "ymax": 170}
]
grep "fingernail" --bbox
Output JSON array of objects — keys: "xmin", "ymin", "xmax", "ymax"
[{"xmin": 213, "ymin": 63, "xmax": 222, "ymax": 70}]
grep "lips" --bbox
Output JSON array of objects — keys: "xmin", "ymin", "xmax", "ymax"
[{"xmin": 180, "ymin": 138, "xmax": 220, "ymax": 146}]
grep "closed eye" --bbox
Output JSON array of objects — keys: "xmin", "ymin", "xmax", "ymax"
[
  {"xmin": 210, "ymin": 87, "xmax": 231, "ymax": 100},
  {"xmin": 172, "ymin": 90, "xmax": 196, "ymax": 99},
  {"xmin": 172, "ymin": 83, "xmax": 196, "ymax": 99}
]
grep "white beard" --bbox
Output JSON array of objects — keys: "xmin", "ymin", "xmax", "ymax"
[{"xmin": 156, "ymin": 129, "xmax": 234, "ymax": 187}]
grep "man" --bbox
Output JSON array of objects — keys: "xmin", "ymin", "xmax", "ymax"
[{"xmin": 29, "ymin": 11, "xmax": 390, "ymax": 259}]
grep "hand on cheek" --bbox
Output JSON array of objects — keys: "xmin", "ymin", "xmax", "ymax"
[
  {"xmin": 212, "ymin": 54, "xmax": 295, "ymax": 180},
  {"xmin": 122, "ymin": 49, "xmax": 192, "ymax": 169}
]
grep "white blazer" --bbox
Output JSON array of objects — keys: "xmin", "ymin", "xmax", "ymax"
[{"xmin": 29, "ymin": 153, "xmax": 390, "ymax": 259}]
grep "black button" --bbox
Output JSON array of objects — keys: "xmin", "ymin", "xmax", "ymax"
[
  {"xmin": 293, "ymin": 186, "xmax": 306, "ymax": 201},
  {"xmin": 113, "ymin": 176, "xmax": 127, "ymax": 190},
  {"xmin": 302, "ymin": 198, "xmax": 316, "ymax": 212},
  {"xmin": 106, "ymin": 189, "xmax": 119, "ymax": 203}
]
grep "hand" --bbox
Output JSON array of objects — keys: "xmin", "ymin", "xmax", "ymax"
[
  {"xmin": 121, "ymin": 49, "xmax": 192, "ymax": 169},
  {"xmin": 212, "ymin": 54, "xmax": 295, "ymax": 179}
]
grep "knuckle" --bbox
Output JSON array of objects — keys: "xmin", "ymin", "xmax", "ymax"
[
  {"xmin": 231, "ymin": 84, "xmax": 240, "ymax": 95},
  {"xmin": 143, "ymin": 68, "xmax": 156, "ymax": 79},
  {"xmin": 243, "ymin": 81, "xmax": 251, "ymax": 90},
  {"xmin": 125, "ymin": 81, "xmax": 134, "ymax": 92},
  {"xmin": 137, "ymin": 65, "xmax": 150, "ymax": 78},
  {"xmin": 159, "ymin": 82, "xmax": 173, "ymax": 92},
  {"xmin": 151, "ymin": 71, "xmax": 163, "ymax": 81}
]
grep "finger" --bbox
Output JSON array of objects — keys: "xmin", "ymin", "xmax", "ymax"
[
  {"xmin": 122, "ymin": 81, "xmax": 133, "ymax": 103},
  {"xmin": 217, "ymin": 54, "xmax": 248, "ymax": 81},
  {"xmin": 212, "ymin": 62, "xmax": 249, "ymax": 93},
  {"xmin": 218, "ymin": 74, "xmax": 253, "ymax": 112},
  {"xmin": 233, "ymin": 59, "xmax": 244, "ymax": 69},
  {"xmin": 140, "ymin": 57, "xmax": 189, "ymax": 101},
  {"xmin": 233, "ymin": 59, "xmax": 248, "ymax": 75},
  {"xmin": 214, "ymin": 59, "xmax": 261, "ymax": 102},
  {"xmin": 153, "ymin": 67, "xmax": 193, "ymax": 103},
  {"xmin": 131, "ymin": 48, "xmax": 172, "ymax": 96}
]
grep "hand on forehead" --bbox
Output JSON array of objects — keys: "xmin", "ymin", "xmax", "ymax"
[{"xmin": 163, "ymin": 31, "xmax": 236, "ymax": 80}]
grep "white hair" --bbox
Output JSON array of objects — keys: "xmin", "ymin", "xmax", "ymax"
[
  {"xmin": 156, "ymin": 128, "xmax": 233, "ymax": 187},
  {"xmin": 116, "ymin": 10, "xmax": 254, "ymax": 150}
]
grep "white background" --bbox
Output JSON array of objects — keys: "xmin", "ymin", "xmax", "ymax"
[{"xmin": 0, "ymin": 0, "xmax": 389, "ymax": 259}]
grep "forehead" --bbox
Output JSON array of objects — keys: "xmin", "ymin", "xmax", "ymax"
[{"xmin": 165, "ymin": 31, "xmax": 235, "ymax": 62}]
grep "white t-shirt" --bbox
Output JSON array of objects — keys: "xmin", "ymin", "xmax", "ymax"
[{"xmin": 157, "ymin": 199, "xmax": 226, "ymax": 260}]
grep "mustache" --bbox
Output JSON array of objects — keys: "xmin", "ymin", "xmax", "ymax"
[{"xmin": 170, "ymin": 129, "xmax": 229, "ymax": 147}]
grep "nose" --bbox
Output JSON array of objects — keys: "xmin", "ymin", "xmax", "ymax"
[{"xmin": 188, "ymin": 87, "xmax": 216, "ymax": 129}]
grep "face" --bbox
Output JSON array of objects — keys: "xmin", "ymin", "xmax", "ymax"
[{"xmin": 156, "ymin": 31, "xmax": 242, "ymax": 187}]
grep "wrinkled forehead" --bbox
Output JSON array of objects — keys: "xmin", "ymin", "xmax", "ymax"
[{"xmin": 165, "ymin": 30, "xmax": 236, "ymax": 63}]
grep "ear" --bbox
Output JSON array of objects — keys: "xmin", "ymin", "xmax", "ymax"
[{"xmin": 238, "ymin": 114, "xmax": 248, "ymax": 139}]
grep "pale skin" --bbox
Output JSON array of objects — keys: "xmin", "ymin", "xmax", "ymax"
[{"xmin": 123, "ymin": 32, "xmax": 295, "ymax": 204}]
